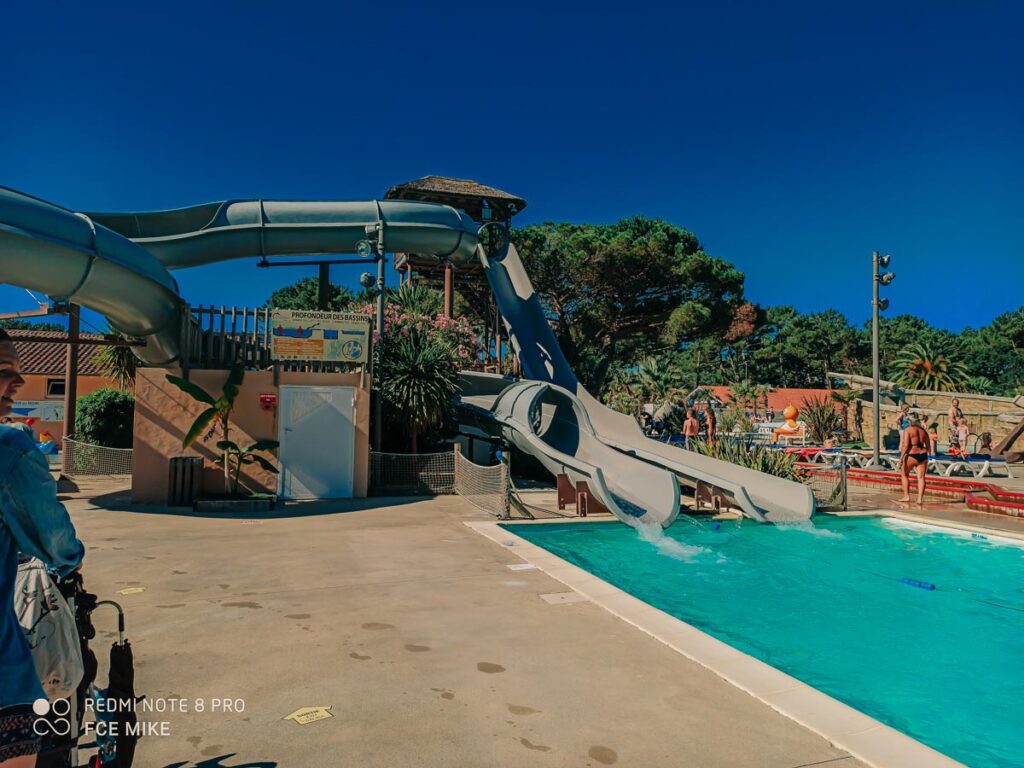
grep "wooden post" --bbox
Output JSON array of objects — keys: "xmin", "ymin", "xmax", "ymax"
[
  {"xmin": 217, "ymin": 305, "xmax": 226, "ymax": 367},
  {"xmin": 63, "ymin": 304, "xmax": 80, "ymax": 440},
  {"xmin": 230, "ymin": 306, "xmax": 238, "ymax": 364},
  {"xmin": 181, "ymin": 304, "xmax": 191, "ymax": 380},
  {"xmin": 318, "ymin": 262, "xmax": 331, "ymax": 310},
  {"xmin": 204, "ymin": 305, "xmax": 214, "ymax": 367},
  {"xmin": 443, "ymin": 263, "xmax": 454, "ymax": 318}
]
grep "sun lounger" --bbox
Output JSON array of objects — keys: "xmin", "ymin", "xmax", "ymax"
[{"xmin": 927, "ymin": 455, "xmax": 1013, "ymax": 479}]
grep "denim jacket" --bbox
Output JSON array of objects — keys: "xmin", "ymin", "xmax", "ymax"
[{"xmin": 0, "ymin": 425, "xmax": 85, "ymax": 708}]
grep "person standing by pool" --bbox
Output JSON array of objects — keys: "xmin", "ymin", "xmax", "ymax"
[
  {"xmin": 0, "ymin": 329, "xmax": 85, "ymax": 767},
  {"xmin": 957, "ymin": 418, "xmax": 971, "ymax": 456},
  {"xmin": 897, "ymin": 417, "xmax": 929, "ymax": 506},
  {"xmin": 895, "ymin": 404, "xmax": 911, "ymax": 434},
  {"xmin": 947, "ymin": 398, "xmax": 963, "ymax": 449},
  {"xmin": 704, "ymin": 404, "xmax": 717, "ymax": 441},
  {"xmin": 682, "ymin": 409, "xmax": 701, "ymax": 447}
]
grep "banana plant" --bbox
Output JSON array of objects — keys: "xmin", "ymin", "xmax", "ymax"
[
  {"xmin": 215, "ymin": 439, "xmax": 280, "ymax": 496},
  {"xmin": 166, "ymin": 363, "xmax": 278, "ymax": 494}
]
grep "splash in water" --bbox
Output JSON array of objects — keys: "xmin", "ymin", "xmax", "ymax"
[
  {"xmin": 774, "ymin": 520, "xmax": 845, "ymax": 539},
  {"xmin": 628, "ymin": 518, "xmax": 709, "ymax": 561}
]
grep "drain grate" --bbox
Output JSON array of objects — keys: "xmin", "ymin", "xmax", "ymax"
[{"xmin": 539, "ymin": 591, "xmax": 587, "ymax": 605}]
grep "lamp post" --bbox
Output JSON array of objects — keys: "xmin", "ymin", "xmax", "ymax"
[
  {"xmin": 869, "ymin": 251, "xmax": 894, "ymax": 468},
  {"xmin": 358, "ymin": 223, "xmax": 387, "ymax": 451}
]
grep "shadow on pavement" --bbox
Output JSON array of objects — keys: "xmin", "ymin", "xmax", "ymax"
[
  {"xmin": 162, "ymin": 754, "xmax": 278, "ymax": 768},
  {"xmin": 73, "ymin": 493, "xmax": 441, "ymax": 520}
]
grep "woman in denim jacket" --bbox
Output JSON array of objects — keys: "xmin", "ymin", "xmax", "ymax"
[{"xmin": 0, "ymin": 329, "xmax": 85, "ymax": 767}]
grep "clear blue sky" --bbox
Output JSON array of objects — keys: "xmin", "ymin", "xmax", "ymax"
[{"xmin": 2, "ymin": 1, "xmax": 1021, "ymax": 334}]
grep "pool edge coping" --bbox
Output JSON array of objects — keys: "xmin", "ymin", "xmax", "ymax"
[{"xmin": 466, "ymin": 519, "xmax": 966, "ymax": 768}]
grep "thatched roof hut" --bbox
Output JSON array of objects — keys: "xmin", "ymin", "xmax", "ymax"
[{"xmin": 384, "ymin": 176, "xmax": 526, "ymax": 222}]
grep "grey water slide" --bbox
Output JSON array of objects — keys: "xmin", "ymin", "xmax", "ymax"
[
  {"xmin": 460, "ymin": 372, "xmax": 681, "ymax": 526},
  {"xmin": 0, "ymin": 186, "xmax": 477, "ymax": 364},
  {"xmin": 472, "ymin": 238, "xmax": 815, "ymax": 523},
  {"xmin": 1, "ymin": 184, "xmax": 809, "ymax": 523}
]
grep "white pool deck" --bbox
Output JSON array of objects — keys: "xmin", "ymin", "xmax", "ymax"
[{"xmin": 468, "ymin": 510, "xmax": 984, "ymax": 768}]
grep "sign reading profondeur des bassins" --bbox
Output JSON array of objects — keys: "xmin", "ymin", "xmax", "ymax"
[{"xmin": 270, "ymin": 309, "xmax": 371, "ymax": 363}]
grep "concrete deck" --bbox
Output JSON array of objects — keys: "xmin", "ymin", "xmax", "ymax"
[{"xmin": 65, "ymin": 490, "xmax": 866, "ymax": 768}]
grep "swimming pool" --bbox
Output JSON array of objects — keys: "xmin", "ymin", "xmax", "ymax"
[{"xmin": 506, "ymin": 517, "xmax": 1024, "ymax": 767}]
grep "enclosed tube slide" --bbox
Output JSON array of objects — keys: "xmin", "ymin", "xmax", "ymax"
[
  {"xmin": 0, "ymin": 186, "xmax": 184, "ymax": 364},
  {"xmin": 88, "ymin": 199, "xmax": 478, "ymax": 269},
  {"xmin": 0, "ymin": 186, "xmax": 479, "ymax": 365}
]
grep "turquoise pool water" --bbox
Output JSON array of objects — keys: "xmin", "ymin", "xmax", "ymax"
[{"xmin": 506, "ymin": 517, "xmax": 1024, "ymax": 767}]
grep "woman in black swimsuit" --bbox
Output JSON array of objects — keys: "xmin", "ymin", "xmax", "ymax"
[{"xmin": 898, "ymin": 418, "xmax": 929, "ymax": 506}]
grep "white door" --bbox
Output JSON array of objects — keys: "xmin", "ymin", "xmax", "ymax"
[{"xmin": 278, "ymin": 386, "xmax": 355, "ymax": 499}]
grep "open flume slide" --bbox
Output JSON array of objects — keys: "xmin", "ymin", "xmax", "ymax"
[
  {"xmin": 1, "ymin": 186, "xmax": 478, "ymax": 365},
  {"xmin": 460, "ymin": 371, "xmax": 681, "ymax": 526},
  {"xmin": 471, "ymin": 236, "xmax": 814, "ymax": 523}
]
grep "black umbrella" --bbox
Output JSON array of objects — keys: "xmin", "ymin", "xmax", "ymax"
[{"xmin": 93, "ymin": 601, "xmax": 138, "ymax": 768}]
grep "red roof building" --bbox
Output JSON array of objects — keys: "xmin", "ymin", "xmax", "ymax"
[
  {"xmin": 693, "ymin": 386, "xmax": 835, "ymax": 415},
  {"xmin": 9, "ymin": 330, "xmax": 108, "ymax": 376},
  {"xmin": 5, "ymin": 330, "xmax": 116, "ymax": 442}
]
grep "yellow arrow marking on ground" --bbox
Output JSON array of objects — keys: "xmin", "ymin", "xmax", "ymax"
[
  {"xmin": 116, "ymin": 587, "xmax": 146, "ymax": 595},
  {"xmin": 283, "ymin": 706, "xmax": 333, "ymax": 725}
]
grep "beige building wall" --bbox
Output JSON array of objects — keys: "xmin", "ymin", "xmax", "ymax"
[
  {"xmin": 133, "ymin": 368, "xmax": 370, "ymax": 504},
  {"xmin": 16, "ymin": 374, "xmax": 117, "ymax": 442},
  {"xmin": 846, "ymin": 395, "xmax": 1023, "ymax": 449}
]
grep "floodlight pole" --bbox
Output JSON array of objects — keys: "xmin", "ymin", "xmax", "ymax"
[
  {"xmin": 871, "ymin": 250, "xmax": 882, "ymax": 468},
  {"xmin": 374, "ymin": 224, "xmax": 386, "ymax": 452}
]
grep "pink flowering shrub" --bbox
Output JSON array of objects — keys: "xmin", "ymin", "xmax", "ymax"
[{"xmin": 359, "ymin": 302, "xmax": 482, "ymax": 369}]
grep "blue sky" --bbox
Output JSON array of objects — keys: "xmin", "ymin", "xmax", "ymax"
[{"xmin": 2, "ymin": 1, "xmax": 1021, "ymax": 335}]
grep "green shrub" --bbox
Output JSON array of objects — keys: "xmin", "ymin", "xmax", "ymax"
[
  {"xmin": 688, "ymin": 437, "xmax": 799, "ymax": 480},
  {"xmin": 75, "ymin": 388, "xmax": 135, "ymax": 448},
  {"xmin": 800, "ymin": 396, "xmax": 842, "ymax": 444},
  {"xmin": 718, "ymin": 405, "xmax": 753, "ymax": 435}
]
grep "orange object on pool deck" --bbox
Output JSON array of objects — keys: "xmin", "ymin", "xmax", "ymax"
[{"xmin": 773, "ymin": 405, "xmax": 803, "ymax": 442}]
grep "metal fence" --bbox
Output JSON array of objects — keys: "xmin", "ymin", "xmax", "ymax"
[
  {"xmin": 369, "ymin": 448, "xmax": 512, "ymax": 517},
  {"xmin": 370, "ymin": 451, "xmax": 456, "ymax": 495},
  {"xmin": 798, "ymin": 456, "xmax": 848, "ymax": 511},
  {"xmin": 454, "ymin": 447, "xmax": 510, "ymax": 518},
  {"xmin": 62, "ymin": 438, "xmax": 133, "ymax": 478}
]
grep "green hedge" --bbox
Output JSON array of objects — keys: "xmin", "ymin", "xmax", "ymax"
[{"xmin": 75, "ymin": 388, "xmax": 134, "ymax": 448}]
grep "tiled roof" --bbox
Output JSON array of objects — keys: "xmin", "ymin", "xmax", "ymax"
[
  {"xmin": 7, "ymin": 330, "xmax": 109, "ymax": 376},
  {"xmin": 697, "ymin": 386, "xmax": 836, "ymax": 413}
]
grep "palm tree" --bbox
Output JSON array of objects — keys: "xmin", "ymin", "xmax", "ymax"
[
  {"xmin": 97, "ymin": 325, "xmax": 138, "ymax": 390},
  {"xmin": 386, "ymin": 284, "xmax": 443, "ymax": 316},
  {"xmin": 755, "ymin": 384, "xmax": 774, "ymax": 419},
  {"xmin": 966, "ymin": 375, "xmax": 994, "ymax": 395},
  {"xmin": 830, "ymin": 388, "xmax": 861, "ymax": 434},
  {"xmin": 635, "ymin": 356, "xmax": 690, "ymax": 426},
  {"xmin": 378, "ymin": 328, "xmax": 459, "ymax": 452},
  {"xmin": 728, "ymin": 380, "xmax": 758, "ymax": 417},
  {"xmin": 889, "ymin": 342, "xmax": 968, "ymax": 392}
]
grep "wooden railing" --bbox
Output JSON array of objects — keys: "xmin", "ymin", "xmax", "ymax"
[{"xmin": 179, "ymin": 304, "xmax": 360, "ymax": 374}]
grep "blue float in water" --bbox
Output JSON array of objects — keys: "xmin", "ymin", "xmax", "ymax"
[{"xmin": 900, "ymin": 577, "xmax": 936, "ymax": 591}]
